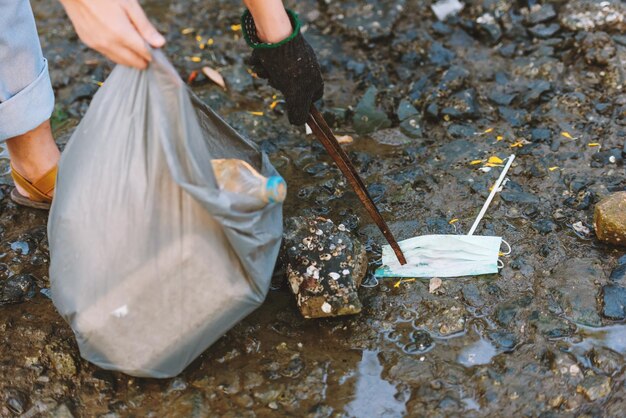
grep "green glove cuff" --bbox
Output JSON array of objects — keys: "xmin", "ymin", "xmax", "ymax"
[{"xmin": 241, "ymin": 9, "xmax": 301, "ymax": 49}]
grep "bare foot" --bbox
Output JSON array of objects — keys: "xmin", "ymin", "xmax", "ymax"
[{"xmin": 6, "ymin": 120, "xmax": 60, "ymax": 199}]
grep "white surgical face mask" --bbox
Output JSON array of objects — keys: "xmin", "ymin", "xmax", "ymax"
[{"xmin": 375, "ymin": 235, "xmax": 506, "ymax": 278}]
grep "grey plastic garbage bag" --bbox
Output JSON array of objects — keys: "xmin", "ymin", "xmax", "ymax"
[{"xmin": 48, "ymin": 51, "xmax": 283, "ymax": 378}]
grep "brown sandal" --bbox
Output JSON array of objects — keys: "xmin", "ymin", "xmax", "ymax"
[{"xmin": 10, "ymin": 162, "xmax": 57, "ymax": 210}]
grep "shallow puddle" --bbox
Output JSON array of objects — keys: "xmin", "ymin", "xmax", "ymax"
[
  {"xmin": 343, "ymin": 350, "xmax": 407, "ymax": 418},
  {"xmin": 457, "ymin": 337, "xmax": 498, "ymax": 367}
]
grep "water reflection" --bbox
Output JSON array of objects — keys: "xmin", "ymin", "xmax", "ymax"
[
  {"xmin": 344, "ymin": 350, "xmax": 406, "ymax": 418},
  {"xmin": 457, "ymin": 338, "xmax": 497, "ymax": 367}
]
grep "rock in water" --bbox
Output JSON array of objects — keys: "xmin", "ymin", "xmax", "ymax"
[
  {"xmin": 0, "ymin": 274, "xmax": 36, "ymax": 305},
  {"xmin": 602, "ymin": 285, "xmax": 626, "ymax": 319},
  {"xmin": 353, "ymin": 86, "xmax": 392, "ymax": 135},
  {"xmin": 577, "ymin": 375, "xmax": 612, "ymax": 401},
  {"xmin": 282, "ymin": 217, "xmax": 367, "ymax": 318},
  {"xmin": 547, "ymin": 259, "xmax": 603, "ymax": 326},
  {"xmin": 594, "ymin": 192, "xmax": 626, "ymax": 246}
]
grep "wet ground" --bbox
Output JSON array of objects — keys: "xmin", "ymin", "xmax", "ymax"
[{"xmin": 1, "ymin": 0, "xmax": 626, "ymax": 416}]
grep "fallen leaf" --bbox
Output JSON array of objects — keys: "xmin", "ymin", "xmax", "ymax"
[
  {"xmin": 470, "ymin": 159, "xmax": 484, "ymax": 165},
  {"xmin": 394, "ymin": 278, "xmax": 416, "ymax": 288},
  {"xmin": 561, "ymin": 131, "xmax": 574, "ymax": 140},
  {"xmin": 187, "ymin": 70, "xmax": 198, "ymax": 84},
  {"xmin": 449, "ymin": 218, "xmax": 459, "ymax": 224},
  {"xmin": 336, "ymin": 135, "xmax": 354, "ymax": 145},
  {"xmin": 202, "ymin": 66, "xmax": 226, "ymax": 89},
  {"xmin": 488, "ymin": 156, "xmax": 504, "ymax": 164},
  {"xmin": 429, "ymin": 277, "xmax": 443, "ymax": 293},
  {"xmin": 482, "ymin": 128, "xmax": 494, "ymax": 134}
]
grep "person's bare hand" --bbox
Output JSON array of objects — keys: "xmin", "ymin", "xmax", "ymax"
[{"xmin": 60, "ymin": 0, "xmax": 166, "ymax": 69}]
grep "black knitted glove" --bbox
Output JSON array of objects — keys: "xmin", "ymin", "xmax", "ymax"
[{"xmin": 242, "ymin": 10, "xmax": 324, "ymax": 126}]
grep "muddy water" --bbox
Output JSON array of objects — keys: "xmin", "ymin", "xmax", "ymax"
[{"xmin": 0, "ymin": 0, "xmax": 625, "ymax": 416}]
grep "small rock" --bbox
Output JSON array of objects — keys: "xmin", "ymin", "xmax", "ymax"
[
  {"xmin": 429, "ymin": 42, "xmax": 455, "ymax": 67},
  {"xmin": 44, "ymin": 344, "xmax": 78, "ymax": 378},
  {"xmin": 590, "ymin": 347, "xmax": 624, "ymax": 375},
  {"xmin": 548, "ymin": 259, "xmax": 603, "ymax": 326},
  {"xmin": 370, "ymin": 129, "xmax": 413, "ymax": 146},
  {"xmin": 526, "ymin": 4, "xmax": 557, "ymax": 25},
  {"xmin": 438, "ymin": 66, "xmax": 469, "ymax": 93},
  {"xmin": 4, "ymin": 389, "xmax": 28, "ymax": 415},
  {"xmin": 353, "ymin": 87, "xmax": 392, "ymax": 135},
  {"xmin": 498, "ymin": 107, "xmax": 529, "ymax": 127},
  {"xmin": 414, "ymin": 299, "xmax": 467, "ymax": 337},
  {"xmin": 0, "ymin": 274, "xmax": 36, "ymax": 305},
  {"xmin": 68, "ymin": 83, "xmax": 97, "ymax": 103},
  {"xmin": 528, "ymin": 23, "xmax": 560, "ymax": 38},
  {"xmin": 441, "ymin": 89, "xmax": 479, "ymax": 119},
  {"xmin": 601, "ymin": 285, "xmax": 626, "ymax": 319},
  {"xmin": 52, "ymin": 403, "xmax": 75, "ymax": 418},
  {"xmin": 328, "ymin": 0, "xmax": 406, "ymax": 40},
  {"xmin": 530, "ymin": 128, "xmax": 552, "ymax": 142},
  {"xmin": 397, "ymin": 99, "xmax": 422, "ymax": 138},
  {"xmin": 405, "ymin": 330, "xmax": 434, "ymax": 354},
  {"xmin": 576, "ymin": 375, "xmax": 611, "ymax": 401},
  {"xmin": 476, "ymin": 13, "xmax": 502, "ymax": 44},
  {"xmin": 609, "ymin": 263, "xmax": 626, "ymax": 281},
  {"xmin": 488, "ymin": 90, "xmax": 516, "ymax": 106},
  {"xmin": 561, "ymin": 0, "xmax": 626, "ymax": 33},
  {"xmin": 533, "ymin": 219, "xmax": 557, "ymax": 234},
  {"xmin": 282, "ymin": 217, "xmax": 367, "ymax": 318},
  {"xmin": 488, "ymin": 331, "xmax": 517, "ymax": 352},
  {"xmin": 500, "ymin": 190, "xmax": 539, "ymax": 204},
  {"xmin": 581, "ymin": 32, "xmax": 616, "ymax": 66},
  {"xmin": 594, "ymin": 192, "xmax": 626, "ymax": 246}
]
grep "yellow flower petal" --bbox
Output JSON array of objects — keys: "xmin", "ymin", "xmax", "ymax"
[
  {"xmin": 231, "ymin": 24, "xmax": 242, "ymax": 31},
  {"xmin": 588, "ymin": 143, "xmax": 601, "ymax": 147},
  {"xmin": 248, "ymin": 111, "xmax": 264, "ymax": 116},
  {"xmin": 483, "ymin": 128, "xmax": 494, "ymax": 134},
  {"xmin": 488, "ymin": 156, "xmax": 504, "ymax": 164},
  {"xmin": 470, "ymin": 159, "xmax": 484, "ymax": 165},
  {"xmin": 561, "ymin": 132, "xmax": 574, "ymax": 140},
  {"xmin": 181, "ymin": 27, "xmax": 195, "ymax": 35},
  {"xmin": 549, "ymin": 166, "xmax": 559, "ymax": 171},
  {"xmin": 449, "ymin": 218, "xmax": 459, "ymax": 224},
  {"xmin": 496, "ymin": 135, "xmax": 504, "ymax": 141}
]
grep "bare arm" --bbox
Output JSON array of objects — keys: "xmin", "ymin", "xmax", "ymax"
[{"xmin": 243, "ymin": 0, "xmax": 292, "ymax": 43}]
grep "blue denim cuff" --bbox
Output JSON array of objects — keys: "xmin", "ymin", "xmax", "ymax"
[{"xmin": 0, "ymin": 58, "xmax": 54, "ymax": 141}]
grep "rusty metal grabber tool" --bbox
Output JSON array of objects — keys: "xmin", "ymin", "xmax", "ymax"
[{"xmin": 306, "ymin": 105, "xmax": 407, "ymax": 265}]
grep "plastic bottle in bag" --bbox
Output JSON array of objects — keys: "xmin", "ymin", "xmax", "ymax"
[{"xmin": 211, "ymin": 159, "xmax": 286, "ymax": 208}]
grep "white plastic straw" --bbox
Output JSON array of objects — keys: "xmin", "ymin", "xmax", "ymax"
[{"xmin": 467, "ymin": 154, "xmax": 515, "ymax": 236}]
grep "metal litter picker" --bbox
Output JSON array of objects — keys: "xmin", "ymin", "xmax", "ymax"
[{"xmin": 307, "ymin": 106, "xmax": 407, "ymax": 265}]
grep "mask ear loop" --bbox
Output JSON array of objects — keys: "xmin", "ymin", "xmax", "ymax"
[
  {"xmin": 499, "ymin": 239, "xmax": 512, "ymax": 256},
  {"xmin": 497, "ymin": 240, "xmax": 512, "ymax": 269}
]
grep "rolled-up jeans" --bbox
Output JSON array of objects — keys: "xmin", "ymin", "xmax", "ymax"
[{"xmin": 0, "ymin": 0, "xmax": 54, "ymax": 141}]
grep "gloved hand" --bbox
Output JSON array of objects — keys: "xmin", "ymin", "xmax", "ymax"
[{"xmin": 242, "ymin": 10, "xmax": 324, "ymax": 126}]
